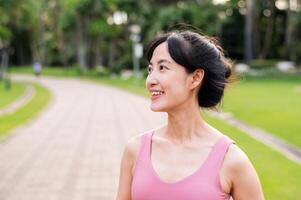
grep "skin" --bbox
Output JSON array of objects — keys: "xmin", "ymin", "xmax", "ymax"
[{"xmin": 116, "ymin": 42, "xmax": 265, "ymax": 200}]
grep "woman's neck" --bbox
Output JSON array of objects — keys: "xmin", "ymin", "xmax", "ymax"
[{"xmin": 164, "ymin": 104, "xmax": 208, "ymax": 144}]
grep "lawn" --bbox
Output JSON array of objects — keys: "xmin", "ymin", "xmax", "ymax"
[
  {"xmin": 0, "ymin": 82, "xmax": 52, "ymax": 140},
  {"xmin": 0, "ymin": 81, "xmax": 26, "ymax": 110},
  {"xmin": 222, "ymin": 74, "xmax": 301, "ymax": 148},
  {"xmin": 204, "ymin": 114, "xmax": 301, "ymax": 200}
]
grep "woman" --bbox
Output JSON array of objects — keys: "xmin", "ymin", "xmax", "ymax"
[{"xmin": 116, "ymin": 30, "xmax": 265, "ymax": 200}]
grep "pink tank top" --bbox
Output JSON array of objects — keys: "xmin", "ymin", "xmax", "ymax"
[{"xmin": 131, "ymin": 131, "xmax": 235, "ymax": 200}]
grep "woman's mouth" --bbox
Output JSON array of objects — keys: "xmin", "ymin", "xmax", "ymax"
[{"xmin": 150, "ymin": 90, "xmax": 165, "ymax": 100}]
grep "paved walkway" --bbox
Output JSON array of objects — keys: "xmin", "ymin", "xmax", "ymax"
[{"xmin": 0, "ymin": 74, "xmax": 165, "ymax": 200}]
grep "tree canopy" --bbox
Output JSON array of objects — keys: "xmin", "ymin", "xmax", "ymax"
[{"xmin": 0, "ymin": 0, "xmax": 300, "ymax": 72}]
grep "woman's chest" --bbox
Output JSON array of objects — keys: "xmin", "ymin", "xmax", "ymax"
[{"xmin": 151, "ymin": 144, "xmax": 211, "ymax": 183}]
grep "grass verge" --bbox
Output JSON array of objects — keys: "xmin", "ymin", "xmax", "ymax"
[
  {"xmin": 0, "ymin": 82, "xmax": 52, "ymax": 140},
  {"xmin": 0, "ymin": 81, "xmax": 26, "ymax": 109}
]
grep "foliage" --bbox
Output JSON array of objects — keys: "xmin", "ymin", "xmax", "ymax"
[
  {"xmin": 248, "ymin": 59, "xmax": 279, "ymax": 69},
  {"xmin": 1, "ymin": 0, "xmax": 300, "ymax": 68}
]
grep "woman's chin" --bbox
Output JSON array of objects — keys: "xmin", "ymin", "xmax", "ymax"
[{"xmin": 150, "ymin": 105, "xmax": 166, "ymax": 112}]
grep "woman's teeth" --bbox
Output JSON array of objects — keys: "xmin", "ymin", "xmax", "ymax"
[{"xmin": 151, "ymin": 91, "xmax": 164, "ymax": 96}]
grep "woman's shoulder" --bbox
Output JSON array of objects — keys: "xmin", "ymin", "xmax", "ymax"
[
  {"xmin": 123, "ymin": 131, "xmax": 152, "ymax": 162},
  {"xmin": 222, "ymin": 139, "xmax": 265, "ymax": 199},
  {"xmin": 124, "ymin": 134, "xmax": 143, "ymax": 156},
  {"xmin": 223, "ymin": 140, "xmax": 255, "ymax": 178},
  {"xmin": 122, "ymin": 131, "xmax": 153, "ymax": 175}
]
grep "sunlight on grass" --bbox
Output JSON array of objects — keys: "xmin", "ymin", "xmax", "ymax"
[
  {"xmin": 0, "ymin": 81, "xmax": 26, "ymax": 109},
  {"xmin": 223, "ymin": 76, "xmax": 301, "ymax": 147},
  {"xmin": 0, "ymin": 82, "xmax": 52, "ymax": 140},
  {"xmin": 204, "ymin": 113, "xmax": 301, "ymax": 200}
]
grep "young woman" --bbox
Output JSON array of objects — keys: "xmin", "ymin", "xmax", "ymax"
[{"xmin": 116, "ymin": 30, "xmax": 265, "ymax": 200}]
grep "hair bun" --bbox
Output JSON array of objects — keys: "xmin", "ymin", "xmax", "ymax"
[{"xmin": 220, "ymin": 56, "xmax": 232, "ymax": 79}]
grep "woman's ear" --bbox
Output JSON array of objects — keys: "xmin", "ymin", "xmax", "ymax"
[{"xmin": 189, "ymin": 69, "xmax": 204, "ymax": 89}]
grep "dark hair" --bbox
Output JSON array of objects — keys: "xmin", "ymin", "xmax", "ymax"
[{"xmin": 146, "ymin": 30, "xmax": 233, "ymax": 109}]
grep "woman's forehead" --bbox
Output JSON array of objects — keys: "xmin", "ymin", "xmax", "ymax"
[{"xmin": 151, "ymin": 42, "xmax": 173, "ymax": 63}]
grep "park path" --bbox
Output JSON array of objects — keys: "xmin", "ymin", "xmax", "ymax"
[{"xmin": 0, "ymin": 74, "xmax": 166, "ymax": 200}]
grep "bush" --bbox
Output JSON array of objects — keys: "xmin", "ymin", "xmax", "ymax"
[
  {"xmin": 95, "ymin": 65, "xmax": 110, "ymax": 77},
  {"xmin": 249, "ymin": 59, "xmax": 279, "ymax": 70}
]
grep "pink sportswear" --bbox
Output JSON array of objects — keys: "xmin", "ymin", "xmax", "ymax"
[{"xmin": 131, "ymin": 131, "xmax": 235, "ymax": 200}]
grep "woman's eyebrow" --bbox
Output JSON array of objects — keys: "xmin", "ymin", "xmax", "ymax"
[{"xmin": 149, "ymin": 59, "xmax": 172, "ymax": 65}]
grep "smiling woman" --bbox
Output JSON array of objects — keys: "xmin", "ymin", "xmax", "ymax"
[{"xmin": 116, "ymin": 30, "xmax": 265, "ymax": 200}]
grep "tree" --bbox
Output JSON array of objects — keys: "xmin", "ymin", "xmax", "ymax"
[{"xmin": 245, "ymin": 0, "xmax": 254, "ymax": 62}]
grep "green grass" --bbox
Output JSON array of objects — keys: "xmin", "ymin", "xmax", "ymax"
[
  {"xmin": 10, "ymin": 65, "xmax": 101, "ymax": 78},
  {"xmin": 0, "ymin": 81, "xmax": 26, "ymax": 109},
  {"xmin": 11, "ymin": 66, "xmax": 82, "ymax": 77},
  {"xmin": 222, "ymin": 74, "xmax": 301, "ymax": 147},
  {"xmin": 0, "ymin": 82, "xmax": 52, "ymax": 140},
  {"xmin": 204, "ymin": 113, "xmax": 301, "ymax": 200}
]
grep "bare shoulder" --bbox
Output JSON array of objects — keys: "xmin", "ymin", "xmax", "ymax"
[
  {"xmin": 220, "ymin": 143, "xmax": 251, "ymax": 189},
  {"xmin": 222, "ymin": 142, "xmax": 265, "ymax": 199},
  {"xmin": 224, "ymin": 143, "xmax": 251, "ymax": 170},
  {"xmin": 117, "ymin": 134, "xmax": 144, "ymax": 200},
  {"xmin": 124, "ymin": 134, "xmax": 143, "ymax": 159},
  {"xmin": 121, "ymin": 133, "xmax": 145, "ymax": 174}
]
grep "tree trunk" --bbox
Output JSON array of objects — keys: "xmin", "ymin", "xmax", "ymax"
[
  {"xmin": 244, "ymin": 0, "xmax": 254, "ymax": 62},
  {"xmin": 94, "ymin": 36, "xmax": 103, "ymax": 67},
  {"xmin": 260, "ymin": 0, "xmax": 275, "ymax": 59},
  {"xmin": 58, "ymin": 30, "xmax": 67, "ymax": 69},
  {"xmin": 38, "ymin": 0, "xmax": 48, "ymax": 65},
  {"xmin": 285, "ymin": 0, "xmax": 294, "ymax": 60},
  {"xmin": 108, "ymin": 41, "xmax": 115, "ymax": 69},
  {"xmin": 56, "ymin": 1, "xmax": 68, "ymax": 69},
  {"xmin": 76, "ymin": 14, "xmax": 87, "ymax": 74},
  {"xmin": 253, "ymin": 2, "xmax": 260, "ymax": 59},
  {"xmin": 0, "ymin": 49, "xmax": 9, "ymax": 80}
]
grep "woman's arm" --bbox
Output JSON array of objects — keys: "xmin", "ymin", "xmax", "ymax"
[
  {"xmin": 227, "ymin": 145, "xmax": 265, "ymax": 200},
  {"xmin": 116, "ymin": 137, "xmax": 140, "ymax": 200}
]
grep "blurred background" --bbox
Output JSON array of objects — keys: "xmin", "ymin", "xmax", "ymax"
[
  {"xmin": 0, "ymin": 0, "xmax": 300, "ymax": 73},
  {"xmin": 0, "ymin": 0, "xmax": 301, "ymax": 200}
]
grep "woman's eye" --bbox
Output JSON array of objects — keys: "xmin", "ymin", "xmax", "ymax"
[
  {"xmin": 147, "ymin": 66, "xmax": 153, "ymax": 73},
  {"xmin": 159, "ymin": 65, "xmax": 166, "ymax": 71}
]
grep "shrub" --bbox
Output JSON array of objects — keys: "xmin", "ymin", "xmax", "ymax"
[{"xmin": 249, "ymin": 59, "xmax": 279, "ymax": 70}]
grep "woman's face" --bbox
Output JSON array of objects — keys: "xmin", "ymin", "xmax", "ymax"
[{"xmin": 146, "ymin": 42, "xmax": 194, "ymax": 112}]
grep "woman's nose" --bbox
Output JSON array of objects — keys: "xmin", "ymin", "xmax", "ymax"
[{"xmin": 146, "ymin": 73, "xmax": 159, "ymax": 88}]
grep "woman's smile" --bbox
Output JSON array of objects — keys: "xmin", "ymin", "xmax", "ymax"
[{"xmin": 150, "ymin": 90, "xmax": 165, "ymax": 101}]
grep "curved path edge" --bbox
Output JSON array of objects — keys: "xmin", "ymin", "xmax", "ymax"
[
  {"xmin": 0, "ymin": 83, "xmax": 35, "ymax": 116},
  {"xmin": 208, "ymin": 111, "xmax": 301, "ymax": 165}
]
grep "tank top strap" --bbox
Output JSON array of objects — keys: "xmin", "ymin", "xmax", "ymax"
[
  {"xmin": 143, "ymin": 131, "xmax": 153, "ymax": 157},
  {"xmin": 202, "ymin": 135, "xmax": 235, "ymax": 178},
  {"xmin": 132, "ymin": 131, "xmax": 153, "ymax": 173}
]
